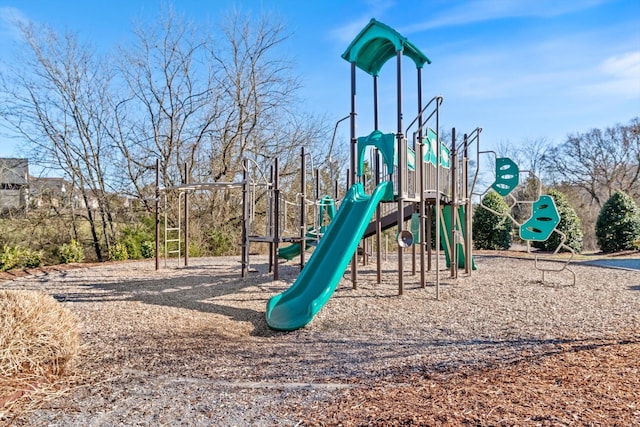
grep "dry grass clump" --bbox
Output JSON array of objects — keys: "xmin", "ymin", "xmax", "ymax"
[{"xmin": 0, "ymin": 290, "xmax": 79, "ymax": 419}]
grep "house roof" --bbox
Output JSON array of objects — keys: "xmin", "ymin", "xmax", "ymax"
[{"xmin": 0, "ymin": 158, "xmax": 29, "ymax": 185}]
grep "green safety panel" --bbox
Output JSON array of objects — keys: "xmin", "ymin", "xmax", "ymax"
[
  {"xmin": 393, "ymin": 145, "xmax": 417, "ymax": 171},
  {"xmin": 492, "ymin": 157, "xmax": 519, "ymax": 197},
  {"xmin": 439, "ymin": 205, "xmax": 477, "ymax": 270},
  {"xmin": 318, "ymin": 195, "xmax": 336, "ymax": 225},
  {"xmin": 358, "ymin": 130, "xmax": 396, "ymax": 176},
  {"xmin": 341, "ymin": 19, "xmax": 431, "ymax": 76},
  {"xmin": 424, "ymin": 128, "xmax": 450, "ymax": 169},
  {"xmin": 410, "ymin": 212, "xmax": 420, "ymax": 243},
  {"xmin": 519, "ymin": 195, "xmax": 560, "ymax": 242}
]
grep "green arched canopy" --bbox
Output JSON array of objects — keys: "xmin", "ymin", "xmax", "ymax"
[{"xmin": 341, "ymin": 18, "xmax": 431, "ymax": 76}]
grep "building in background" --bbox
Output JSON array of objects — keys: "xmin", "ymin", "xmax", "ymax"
[{"xmin": 0, "ymin": 158, "xmax": 29, "ymax": 214}]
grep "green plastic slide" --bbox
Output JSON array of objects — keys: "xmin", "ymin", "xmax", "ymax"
[
  {"xmin": 266, "ymin": 181, "xmax": 393, "ymax": 331},
  {"xmin": 277, "ymin": 239, "xmax": 307, "ymax": 261},
  {"xmin": 278, "ymin": 196, "xmax": 335, "ymax": 261}
]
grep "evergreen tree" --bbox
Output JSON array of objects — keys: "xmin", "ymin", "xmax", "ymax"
[
  {"xmin": 473, "ymin": 191, "xmax": 512, "ymax": 250},
  {"xmin": 532, "ymin": 188, "xmax": 583, "ymax": 253},
  {"xmin": 595, "ymin": 190, "xmax": 640, "ymax": 252}
]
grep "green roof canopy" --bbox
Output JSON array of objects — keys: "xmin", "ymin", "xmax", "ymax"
[{"xmin": 341, "ymin": 18, "xmax": 431, "ymax": 76}]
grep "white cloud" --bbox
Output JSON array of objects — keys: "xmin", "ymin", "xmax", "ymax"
[
  {"xmin": 0, "ymin": 6, "xmax": 28, "ymax": 39},
  {"xmin": 328, "ymin": 0, "xmax": 396, "ymax": 44},
  {"xmin": 400, "ymin": 0, "xmax": 612, "ymax": 33},
  {"xmin": 602, "ymin": 51, "xmax": 640, "ymax": 79},
  {"xmin": 329, "ymin": 17, "xmax": 371, "ymax": 44},
  {"xmin": 581, "ymin": 51, "xmax": 640, "ymax": 99}
]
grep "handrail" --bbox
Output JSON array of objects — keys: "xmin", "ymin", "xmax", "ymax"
[
  {"xmin": 462, "ymin": 127, "xmax": 482, "ymax": 196},
  {"xmin": 242, "ymin": 157, "xmax": 271, "ymax": 187},
  {"xmin": 457, "ymin": 127, "xmax": 482, "ymax": 151},
  {"xmin": 328, "ymin": 114, "xmax": 351, "ymax": 162},
  {"xmin": 405, "ymin": 95, "xmax": 443, "ymax": 138}
]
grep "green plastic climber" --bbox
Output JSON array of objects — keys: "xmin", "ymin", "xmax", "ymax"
[
  {"xmin": 492, "ymin": 157, "xmax": 519, "ymax": 197},
  {"xmin": 519, "ymin": 195, "xmax": 560, "ymax": 241}
]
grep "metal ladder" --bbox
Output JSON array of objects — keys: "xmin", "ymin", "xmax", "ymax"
[{"xmin": 163, "ymin": 192, "xmax": 183, "ymax": 267}]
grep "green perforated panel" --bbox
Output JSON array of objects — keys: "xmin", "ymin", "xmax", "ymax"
[
  {"xmin": 492, "ymin": 157, "xmax": 519, "ymax": 197},
  {"xmin": 519, "ymin": 195, "xmax": 560, "ymax": 241}
]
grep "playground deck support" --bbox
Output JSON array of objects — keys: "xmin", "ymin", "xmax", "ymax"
[
  {"xmin": 373, "ymin": 73, "xmax": 383, "ymax": 284},
  {"xmin": 417, "ymin": 67, "xmax": 424, "ymax": 287},
  {"xmin": 395, "ymin": 49, "xmax": 406, "ymax": 296},
  {"xmin": 241, "ymin": 159, "xmax": 249, "ymax": 278},
  {"xmin": 155, "ymin": 158, "xmax": 160, "ymax": 271},
  {"xmin": 272, "ymin": 158, "xmax": 280, "ymax": 280},
  {"xmin": 350, "ymin": 62, "xmax": 358, "ymax": 290},
  {"xmin": 299, "ymin": 147, "xmax": 307, "ymax": 271},
  {"xmin": 184, "ymin": 163, "xmax": 189, "ymax": 268}
]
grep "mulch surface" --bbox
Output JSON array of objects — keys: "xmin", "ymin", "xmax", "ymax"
[{"xmin": 298, "ymin": 335, "xmax": 640, "ymax": 426}]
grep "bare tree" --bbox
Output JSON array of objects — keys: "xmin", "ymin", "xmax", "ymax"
[
  {"xmin": 109, "ymin": 6, "xmax": 224, "ymax": 206},
  {"xmin": 0, "ymin": 22, "xmax": 116, "ymax": 260},
  {"xmin": 0, "ymin": 6, "xmax": 338, "ymax": 260},
  {"xmin": 545, "ymin": 117, "xmax": 640, "ymax": 206},
  {"xmin": 111, "ymin": 8, "xmax": 328, "ymax": 205},
  {"xmin": 208, "ymin": 10, "xmax": 304, "ymax": 181},
  {"xmin": 496, "ymin": 136, "xmax": 550, "ymax": 181}
]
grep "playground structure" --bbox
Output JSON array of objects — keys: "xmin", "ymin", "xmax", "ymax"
[
  {"xmin": 265, "ymin": 19, "xmax": 484, "ymax": 330},
  {"xmin": 153, "ymin": 19, "xmax": 575, "ymax": 332},
  {"xmin": 239, "ymin": 146, "xmax": 343, "ymax": 280},
  {"xmin": 153, "ymin": 19, "xmax": 483, "ymax": 331},
  {"xmin": 153, "ymin": 149, "xmax": 339, "ymax": 278},
  {"xmin": 473, "ymin": 152, "xmax": 576, "ymax": 285}
]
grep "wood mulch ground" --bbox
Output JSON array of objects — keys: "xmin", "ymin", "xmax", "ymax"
[
  {"xmin": 295, "ymin": 335, "xmax": 639, "ymax": 426},
  {"xmin": 1, "ymin": 251, "xmax": 639, "ymax": 426}
]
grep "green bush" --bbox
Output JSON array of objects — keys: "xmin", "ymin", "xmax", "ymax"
[
  {"xmin": 473, "ymin": 191, "xmax": 512, "ymax": 250},
  {"xmin": 188, "ymin": 241, "xmax": 205, "ymax": 258},
  {"xmin": 141, "ymin": 240, "xmax": 155, "ymax": 259},
  {"xmin": 108, "ymin": 242, "xmax": 129, "ymax": 261},
  {"xmin": 121, "ymin": 235, "xmax": 142, "ymax": 260},
  {"xmin": 58, "ymin": 240, "xmax": 85, "ymax": 264},
  {"xmin": 532, "ymin": 188, "xmax": 583, "ymax": 253},
  {"xmin": 120, "ymin": 221, "xmax": 155, "ymax": 260},
  {"xmin": 595, "ymin": 190, "xmax": 640, "ymax": 252},
  {"xmin": 0, "ymin": 245, "xmax": 22, "ymax": 272},
  {"xmin": 0, "ymin": 245, "xmax": 44, "ymax": 271},
  {"xmin": 206, "ymin": 229, "xmax": 236, "ymax": 256},
  {"xmin": 21, "ymin": 248, "xmax": 44, "ymax": 268}
]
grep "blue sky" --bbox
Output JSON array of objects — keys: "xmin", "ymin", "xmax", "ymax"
[{"xmin": 0, "ymin": 0, "xmax": 638, "ymax": 160}]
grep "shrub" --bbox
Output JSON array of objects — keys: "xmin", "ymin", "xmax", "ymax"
[
  {"xmin": 595, "ymin": 190, "xmax": 640, "ymax": 252},
  {"xmin": 141, "ymin": 240, "xmax": 155, "ymax": 259},
  {"xmin": 0, "ymin": 245, "xmax": 45, "ymax": 271},
  {"xmin": 121, "ymin": 235, "xmax": 142, "ymax": 260},
  {"xmin": 532, "ymin": 188, "xmax": 583, "ymax": 253},
  {"xmin": 0, "ymin": 245, "xmax": 22, "ymax": 272},
  {"xmin": 188, "ymin": 241, "xmax": 205, "ymax": 258},
  {"xmin": 108, "ymin": 242, "xmax": 129, "ymax": 261},
  {"xmin": 58, "ymin": 240, "xmax": 85, "ymax": 264},
  {"xmin": 206, "ymin": 229, "xmax": 236, "ymax": 256},
  {"xmin": 21, "ymin": 248, "xmax": 44, "ymax": 268},
  {"xmin": 473, "ymin": 191, "xmax": 512, "ymax": 250},
  {"xmin": 120, "ymin": 221, "xmax": 154, "ymax": 260}
]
